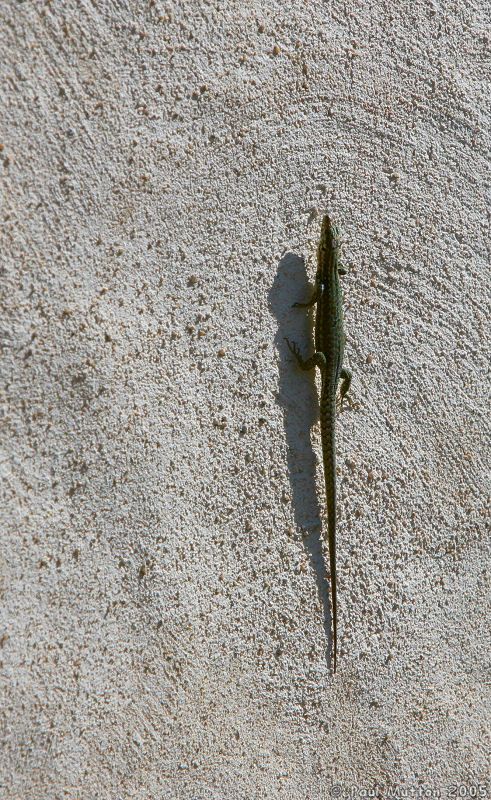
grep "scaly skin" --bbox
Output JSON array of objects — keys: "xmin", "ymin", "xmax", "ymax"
[{"xmin": 285, "ymin": 215, "xmax": 351, "ymax": 673}]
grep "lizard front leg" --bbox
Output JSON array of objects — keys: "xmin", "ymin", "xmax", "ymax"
[{"xmin": 292, "ymin": 286, "xmax": 319, "ymax": 309}]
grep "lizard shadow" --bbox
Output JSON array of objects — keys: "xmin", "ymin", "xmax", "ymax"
[{"xmin": 269, "ymin": 251, "xmax": 333, "ymax": 670}]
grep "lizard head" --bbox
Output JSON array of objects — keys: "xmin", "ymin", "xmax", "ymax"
[
  {"xmin": 319, "ymin": 215, "xmax": 341, "ymax": 251},
  {"xmin": 317, "ymin": 215, "xmax": 342, "ymax": 281}
]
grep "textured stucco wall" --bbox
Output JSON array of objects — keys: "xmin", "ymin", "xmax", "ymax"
[{"xmin": 1, "ymin": 1, "xmax": 490, "ymax": 798}]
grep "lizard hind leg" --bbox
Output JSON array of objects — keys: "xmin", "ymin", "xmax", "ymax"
[
  {"xmin": 338, "ymin": 366, "xmax": 358, "ymax": 410},
  {"xmin": 284, "ymin": 338, "xmax": 325, "ymax": 372},
  {"xmin": 339, "ymin": 367, "xmax": 352, "ymax": 400}
]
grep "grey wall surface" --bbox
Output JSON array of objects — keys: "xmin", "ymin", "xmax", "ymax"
[{"xmin": 1, "ymin": 1, "xmax": 490, "ymax": 797}]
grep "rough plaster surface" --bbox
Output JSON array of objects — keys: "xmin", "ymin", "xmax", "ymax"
[{"xmin": 1, "ymin": 0, "xmax": 490, "ymax": 797}]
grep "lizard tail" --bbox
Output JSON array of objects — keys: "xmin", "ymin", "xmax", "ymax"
[{"xmin": 320, "ymin": 387, "xmax": 338, "ymax": 673}]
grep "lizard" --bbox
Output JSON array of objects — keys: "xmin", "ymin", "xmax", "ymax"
[{"xmin": 285, "ymin": 214, "xmax": 352, "ymax": 673}]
